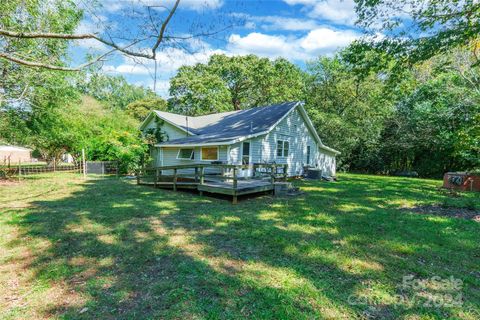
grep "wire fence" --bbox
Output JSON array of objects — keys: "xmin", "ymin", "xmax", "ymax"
[{"xmin": 0, "ymin": 161, "xmax": 119, "ymax": 179}]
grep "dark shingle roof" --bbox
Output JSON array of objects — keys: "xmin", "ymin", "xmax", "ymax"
[{"xmin": 156, "ymin": 101, "xmax": 300, "ymax": 145}]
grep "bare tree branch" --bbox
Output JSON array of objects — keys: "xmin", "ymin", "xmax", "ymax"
[
  {"xmin": 0, "ymin": 0, "xmax": 181, "ymax": 70},
  {"xmin": 151, "ymin": 0, "xmax": 180, "ymax": 59},
  {"xmin": 0, "ymin": 48, "xmax": 116, "ymax": 71},
  {"xmin": 0, "ymin": 29, "xmax": 153, "ymax": 59}
]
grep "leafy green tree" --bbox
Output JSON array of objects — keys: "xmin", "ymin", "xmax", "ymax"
[
  {"xmin": 354, "ymin": 0, "xmax": 480, "ymax": 65},
  {"xmin": 169, "ymin": 54, "xmax": 305, "ymax": 115},
  {"xmin": 378, "ymin": 49, "xmax": 480, "ymax": 176},
  {"xmin": 78, "ymin": 73, "xmax": 157, "ymax": 110},
  {"xmin": 126, "ymin": 97, "xmax": 168, "ymax": 121},
  {"xmin": 305, "ymin": 55, "xmax": 395, "ymax": 170},
  {"xmin": 0, "ymin": 0, "xmax": 82, "ymax": 105}
]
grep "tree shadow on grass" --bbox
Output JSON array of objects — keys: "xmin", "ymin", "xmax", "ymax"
[{"xmin": 8, "ymin": 175, "xmax": 480, "ymax": 319}]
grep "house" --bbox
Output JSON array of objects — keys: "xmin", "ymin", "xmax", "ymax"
[
  {"xmin": 0, "ymin": 145, "xmax": 32, "ymax": 164},
  {"xmin": 139, "ymin": 101, "xmax": 339, "ymax": 177}
]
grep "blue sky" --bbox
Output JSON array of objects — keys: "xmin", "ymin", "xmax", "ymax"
[{"xmin": 72, "ymin": 0, "xmax": 362, "ymax": 97}]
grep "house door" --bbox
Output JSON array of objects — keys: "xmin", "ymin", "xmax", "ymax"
[{"xmin": 240, "ymin": 141, "xmax": 252, "ymax": 178}]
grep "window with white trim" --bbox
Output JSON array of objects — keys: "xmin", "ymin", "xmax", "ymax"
[
  {"xmin": 276, "ymin": 140, "xmax": 289, "ymax": 157},
  {"xmin": 201, "ymin": 147, "xmax": 218, "ymax": 161},
  {"xmin": 177, "ymin": 148, "xmax": 194, "ymax": 160}
]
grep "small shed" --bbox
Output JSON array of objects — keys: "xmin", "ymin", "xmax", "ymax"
[{"xmin": 0, "ymin": 145, "xmax": 32, "ymax": 163}]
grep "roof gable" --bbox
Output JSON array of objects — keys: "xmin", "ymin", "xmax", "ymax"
[
  {"xmin": 140, "ymin": 101, "xmax": 340, "ymax": 154},
  {"xmin": 141, "ymin": 101, "xmax": 299, "ymax": 141}
]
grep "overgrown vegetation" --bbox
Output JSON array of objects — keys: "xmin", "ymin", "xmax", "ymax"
[
  {"xmin": 0, "ymin": 173, "xmax": 478, "ymax": 319},
  {"xmin": 1, "ymin": 0, "xmax": 478, "ymax": 177}
]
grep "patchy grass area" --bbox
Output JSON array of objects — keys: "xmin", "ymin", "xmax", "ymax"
[{"xmin": 0, "ymin": 173, "xmax": 479, "ymax": 319}]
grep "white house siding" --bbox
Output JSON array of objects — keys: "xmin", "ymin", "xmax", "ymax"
[
  {"xmin": 259, "ymin": 108, "xmax": 335, "ymax": 177},
  {"xmin": 317, "ymin": 150, "xmax": 336, "ymax": 176},
  {"xmin": 143, "ymin": 117, "xmax": 187, "ymax": 142},
  {"xmin": 229, "ymin": 143, "xmax": 241, "ymax": 164}
]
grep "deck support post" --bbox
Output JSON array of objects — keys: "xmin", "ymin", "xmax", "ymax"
[
  {"xmin": 270, "ymin": 165, "xmax": 275, "ymax": 187},
  {"xmin": 173, "ymin": 168, "xmax": 177, "ymax": 191},
  {"xmin": 200, "ymin": 167, "xmax": 204, "ymax": 185},
  {"xmin": 199, "ymin": 167, "xmax": 204, "ymax": 196},
  {"xmin": 233, "ymin": 167, "xmax": 238, "ymax": 189},
  {"xmin": 232, "ymin": 194, "xmax": 238, "ymax": 204},
  {"xmin": 284, "ymin": 164, "xmax": 288, "ymax": 180}
]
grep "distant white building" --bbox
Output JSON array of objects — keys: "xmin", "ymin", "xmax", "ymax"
[
  {"xmin": 0, "ymin": 145, "xmax": 32, "ymax": 163},
  {"xmin": 62, "ymin": 153, "xmax": 74, "ymax": 163}
]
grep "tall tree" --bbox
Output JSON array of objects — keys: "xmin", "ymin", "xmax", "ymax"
[
  {"xmin": 0, "ymin": 0, "xmax": 82, "ymax": 106},
  {"xmin": 78, "ymin": 73, "xmax": 156, "ymax": 110},
  {"xmin": 305, "ymin": 54, "xmax": 395, "ymax": 170},
  {"xmin": 378, "ymin": 47, "xmax": 480, "ymax": 176},
  {"xmin": 354, "ymin": 0, "xmax": 480, "ymax": 65},
  {"xmin": 169, "ymin": 54, "xmax": 305, "ymax": 115},
  {"xmin": 126, "ymin": 97, "xmax": 168, "ymax": 121}
]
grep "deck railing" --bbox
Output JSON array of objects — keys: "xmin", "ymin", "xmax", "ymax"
[{"xmin": 136, "ymin": 163, "xmax": 288, "ymax": 191}]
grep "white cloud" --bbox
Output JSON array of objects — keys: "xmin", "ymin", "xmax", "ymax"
[
  {"xmin": 227, "ymin": 33, "xmax": 305, "ymax": 59},
  {"xmin": 104, "ymin": 27, "xmax": 359, "ymax": 76},
  {"xmin": 227, "ymin": 27, "xmax": 360, "ymax": 60},
  {"xmin": 153, "ymin": 47, "xmax": 227, "ymax": 73},
  {"xmin": 103, "ymin": 46, "xmax": 226, "ymax": 77},
  {"xmin": 283, "ymin": 0, "xmax": 357, "ymax": 26},
  {"xmin": 240, "ymin": 14, "xmax": 321, "ymax": 31},
  {"xmin": 116, "ymin": 63, "xmax": 152, "ymax": 75},
  {"xmin": 300, "ymin": 28, "xmax": 359, "ymax": 51}
]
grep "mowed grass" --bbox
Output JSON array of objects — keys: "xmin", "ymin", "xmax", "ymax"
[{"xmin": 0, "ymin": 173, "xmax": 479, "ymax": 319}]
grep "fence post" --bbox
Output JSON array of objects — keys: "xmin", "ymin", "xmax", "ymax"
[
  {"xmin": 53, "ymin": 157, "xmax": 56, "ymax": 172},
  {"xmin": 270, "ymin": 165, "xmax": 275, "ymax": 185},
  {"xmin": 284, "ymin": 164, "xmax": 288, "ymax": 180},
  {"xmin": 18, "ymin": 159, "xmax": 21, "ymax": 181},
  {"xmin": 82, "ymin": 149, "xmax": 87, "ymax": 179},
  {"xmin": 154, "ymin": 168, "xmax": 159, "ymax": 188}
]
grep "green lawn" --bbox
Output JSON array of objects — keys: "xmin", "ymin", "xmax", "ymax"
[{"xmin": 0, "ymin": 173, "xmax": 479, "ymax": 319}]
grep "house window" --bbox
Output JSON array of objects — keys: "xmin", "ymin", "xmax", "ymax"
[
  {"xmin": 177, "ymin": 148, "xmax": 194, "ymax": 160},
  {"xmin": 306, "ymin": 145, "xmax": 311, "ymax": 165},
  {"xmin": 242, "ymin": 142, "xmax": 250, "ymax": 165},
  {"xmin": 201, "ymin": 147, "xmax": 218, "ymax": 161},
  {"xmin": 276, "ymin": 140, "xmax": 289, "ymax": 157}
]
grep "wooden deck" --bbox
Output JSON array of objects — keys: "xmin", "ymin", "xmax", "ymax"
[{"xmin": 137, "ymin": 163, "xmax": 287, "ymax": 203}]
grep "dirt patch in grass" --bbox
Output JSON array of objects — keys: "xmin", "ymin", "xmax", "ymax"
[
  {"xmin": 401, "ymin": 204, "xmax": 480, "ymax": 222},
  {"xmin": 0, "ymin": 179, "xmax": 20, "ymax": 186}
]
